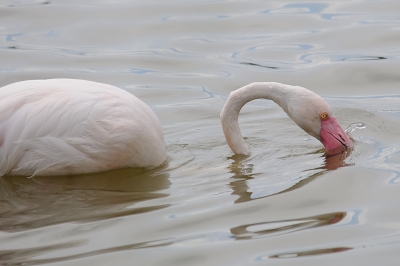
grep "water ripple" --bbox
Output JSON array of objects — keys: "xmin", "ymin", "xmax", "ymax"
[
  {"xmin": 262, "ymin": 3, "xmax": 328, "ymax": 14},
  {"xmin": 231, "ymin": 211, "xmax": 346, "ymax": 240},
  {"xmin": 322, "ymin": 14, "xmax": 400, "ymax": 24}
]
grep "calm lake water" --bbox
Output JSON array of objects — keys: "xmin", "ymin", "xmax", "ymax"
[{"xmin": 1, "ymin": 0, "xmax": 400, "ymax": 265}]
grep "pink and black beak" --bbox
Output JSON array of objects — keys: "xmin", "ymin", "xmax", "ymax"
[{"xmin": 320, "ymin": 116, "xmax": 353, "ymax": 155}]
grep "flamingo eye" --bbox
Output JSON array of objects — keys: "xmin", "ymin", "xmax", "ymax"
[{"xmin": 320, "ymin": 112, "xmax": 328, "ymax": 120}]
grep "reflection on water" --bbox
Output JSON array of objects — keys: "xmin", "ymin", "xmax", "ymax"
[
  {"xmin": 1, "ymin": 237, "xmax": 172, "ymax": 266},
  {"xmin": 268, "ymin": 246, "xmax": 353, "ymax": 259},
  {"xmin": 231, "ymin": 212, "xmax": 346, "ymax": 240},
  {"xmin": 227, "ymin": 155, "xmax": 254, "ymax": 204},
  {"xmin": 1, "ymin": 0, "xmax": 400, "ymax": 265},
  {"xmin": 227, "ymin": 149, "xmax": 351, "ymax": 203},
  {"xmin": 1, "ymin": 211, "xmax": 348, "ymax": 265},
  {"xmin": 0, "ymin": 168, "xmax": 170, "ymax": 232},
  {"xmin": 240, "ymin": 62, "xmax": 279, "ymax": 70},
  {"xmin": 0, "ymin": 239, "xmax": 88, "ymax": 266}
]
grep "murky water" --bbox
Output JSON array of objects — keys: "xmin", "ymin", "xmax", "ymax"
[{"xmin": 1, "ymin": 0, "xmax": 400, "ymax": 265}]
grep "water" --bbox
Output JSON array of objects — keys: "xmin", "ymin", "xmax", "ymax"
[
  {"xmin": 1, "ymin": 0, "xmax": 400, "ymax": 265},
  {"xmin": 345, "ymin": 122, "xmax": 365, "ymax": 138}
]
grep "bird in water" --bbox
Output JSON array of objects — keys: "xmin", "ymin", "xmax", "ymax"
[
  {"xmin": 0, "ymin": 79, "xmax": 166, "ymax": 177},
  {"xmin": 220, "ymin": 82, "xmax": 352, "ymax": 156}
]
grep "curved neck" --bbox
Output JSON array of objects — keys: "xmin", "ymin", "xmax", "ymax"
[{"xmin": 220, "ymin": 82, "xmax": 291, "ymax": 155}]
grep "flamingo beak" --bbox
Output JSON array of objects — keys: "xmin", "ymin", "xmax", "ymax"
[{"xmin": 320, "ymin": 117, "xmax": 353, "ymax": 155}]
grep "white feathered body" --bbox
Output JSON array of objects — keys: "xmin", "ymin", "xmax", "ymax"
[{"xmin": 0, "ymin": 79, "xmax": 166, "ymax": 176}]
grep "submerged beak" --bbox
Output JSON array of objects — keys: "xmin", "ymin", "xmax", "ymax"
[{"xmin": 320, "ymin": 117, "xmax": 353, "ymax": 155}]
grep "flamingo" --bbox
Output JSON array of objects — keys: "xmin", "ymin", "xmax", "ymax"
[
  {"xmin": 220, "ymin": 82, "xmax": 352, "ymax": 155},
  {"xmin": 0, "ymin": 79, "xmax": 166, "ymax": 176}
]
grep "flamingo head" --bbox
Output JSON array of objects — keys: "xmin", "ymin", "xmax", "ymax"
[
  {"xmin": 285, "ymin": 90, "xmax": 353, "ymax": 155},
  {"xmin": 318, "ymin": 112, "xmax": 352, "ymax": 154}
]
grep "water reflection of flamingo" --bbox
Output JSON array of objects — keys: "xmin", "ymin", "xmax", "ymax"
[
  {"xmin": 0, "ymin": 79, "xmax": 166, "ymax": 176},
  {"xmin": 0, "ymin": 167, "xmax": 171, "ymax": 231},
  {"xmin": 227, "ymin": 151, "xmax": 349, "ymax": 204}
]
